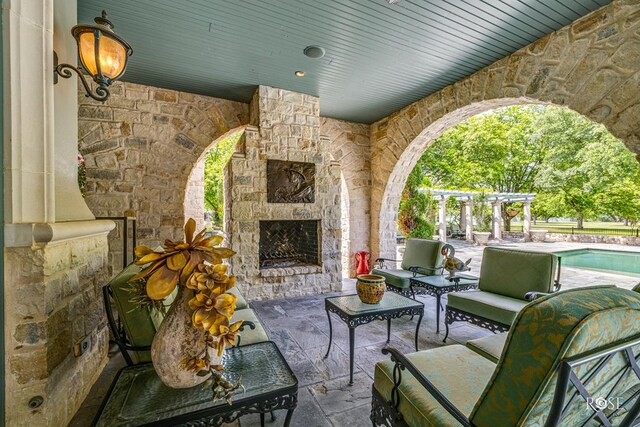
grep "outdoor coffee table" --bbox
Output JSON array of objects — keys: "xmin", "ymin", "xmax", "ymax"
[
  {"xmin": 324, "ymin": 292, "xmax": 424, "ymax": 385},
  {"xmin": 409, "ymin": 274, "xmax": 479, "ymax": 334},
  {"xmin": 93, "ymin": 341, "xmax": 298, "ymax": 427}
]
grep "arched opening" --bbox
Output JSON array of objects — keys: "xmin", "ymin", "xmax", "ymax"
[
  {"xmin": 376, "ymin": 99, "xmax": 640, "ymax": 259},
  {"xmin": 184, "ymin": 127, "xmax": 246, "ymax": 233}
]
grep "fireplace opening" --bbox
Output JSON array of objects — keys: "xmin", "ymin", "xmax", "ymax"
[{"xmin": 259, "ymin": 220, "xmax": 320, "ymax": 269}]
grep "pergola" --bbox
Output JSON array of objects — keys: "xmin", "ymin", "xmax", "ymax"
[{"xmin": 427, "ymin": 190, "xmax": 536, "ymax": 242}]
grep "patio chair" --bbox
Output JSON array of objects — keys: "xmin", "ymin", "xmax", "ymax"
[
  {"xmin": 448, "ymin": 223, "xmax": 465, "ymax": 239},
  {"xmin": 371, "ymin": 238, "xmax": 445, "ymax": 298},
  {"xmin": 372, "ymin": 286, "xmax": 640, "ymax": 427},
  {"xmin": 443, "ymin": 247, "xmax": 560, "ymax": 341},
  {"xmin": 104, "ymin": 261, "xmax": 264, "ymax": 366}
]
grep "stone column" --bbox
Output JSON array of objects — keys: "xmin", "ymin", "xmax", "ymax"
[
  {"xmin": 492, "ymin": 200, "xmax": 502, "ymax": 240},
  {"xmin": 438, "ymin": 196, "xmax": 448, "ymax": 242},
  {"xmin": 523, "ymin": 200, "xmax": 532, "ymax": 241},
  {"xmin": 464, "ymin": 200, "xmax": 474, "ymax": 241},
  {"xmin": 459, "ymin": 202, "xmax": 466, "ymax": 231}
]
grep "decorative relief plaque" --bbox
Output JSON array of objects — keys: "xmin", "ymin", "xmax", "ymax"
[{"xmin": 267, "ymin": 160, "xmax": 315, "ymax": 203}]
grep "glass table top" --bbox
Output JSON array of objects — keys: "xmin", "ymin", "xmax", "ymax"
[
  {"xmin": 95, "ymin": 341, "xmax": 297, "ymax": 426},
  {"xmin": 410, "ymin": 274, "xmax": 479, "ymax": 288},
  {"xmin": 326, "ymin": 292, "xmax": 422, "ymax": 316}
]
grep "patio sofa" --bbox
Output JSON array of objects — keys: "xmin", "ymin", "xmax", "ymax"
[
  {"xmin": 371, "ymin": 238, "xmax": 445, "ymax": 298},
  {"xmin": 103, "ymin": 261, "xmax": 268, "ymax": 365},
  {"xmin": 443, "ymin": 247, "xmax": 560, "ymax": 341},
  {"xmin": 371, "ymin": 286, "xmax": 640, "ymax": 426}
]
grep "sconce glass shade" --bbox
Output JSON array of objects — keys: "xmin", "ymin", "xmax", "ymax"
[{"xmin": 72, "ymin": 11, "xmax": 132, "ymax": 86}]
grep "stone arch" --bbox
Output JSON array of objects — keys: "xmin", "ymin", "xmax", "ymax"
[
  {"xmin": 78, "ymin": 82, "xmax": 249, "ymax": 271},
  {"xmin": 183, "ymin": 126, "xmax": 247, "ymax": 232},
  {"xmin": 370, "ymin": 0, "xmax": 640, "ymax": 258}
]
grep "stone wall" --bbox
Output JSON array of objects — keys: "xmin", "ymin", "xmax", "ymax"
[
  {"xmin": 225, "ymin": 86, "xmax": 342, "ymax": 300},
  {"xmin": 5, "ymin": 229, "xmax": 112, "ymax": 426},
  {"xmin": 370, "ymin": 0, "xmax": 640, "ymax": 259},
  {"xmin": 78, "ymin": 81, "xmax": 249, "ymax": 273},
  {"xmin": 321, "ymin": 118, "xmax": 371, "ymax": 277}
]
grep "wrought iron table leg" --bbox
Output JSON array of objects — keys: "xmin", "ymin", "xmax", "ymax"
[
  {"xmin": 349, "ymin": 326, "xmax": 355, "ymax": 386},
  {"xmin": 443, "ymin": 311, "xmax": 450, "ymax": 343},
  {"xmin": 435, "ymin": 294, "xmax": 441, "ymax": 334},
  {"xmin": 284, "ymin": 408, "xmax": 295, "ymax": 427},
  {"xmin": 324, "ymin": 309, "xmax": 332, "ymax": 359},
  {"xmin": 260, "ymin": 412, "xmax": 265, "ymax": 427},
  {"xmin": 386, "ymin": 318, "xmax": 391, "ymax": 343},
  {"xmin": 415, "ymin": 311, "xmax": 423, "ymax": 351}
]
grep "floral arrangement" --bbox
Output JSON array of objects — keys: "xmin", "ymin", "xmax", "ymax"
[{"xmin": 130, "ymin": 218, "xmax": 242, "ymax": 401}]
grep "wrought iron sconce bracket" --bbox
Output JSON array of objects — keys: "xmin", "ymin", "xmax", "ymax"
[{"xmin": 54, "ymin": 51, "xmax": 110, "ymax": 102}]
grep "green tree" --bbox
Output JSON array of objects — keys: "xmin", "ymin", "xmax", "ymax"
[
  {"xmin": 398, "ymin": 158, "xmax": 435, "ymax": 238},
  {"xmin": 203, "ymin": 132, "xmax": 242, "ymax": 227},
  {"xmin": 421, "ymin": 105, "xmax": 552, "ymax": 230}
]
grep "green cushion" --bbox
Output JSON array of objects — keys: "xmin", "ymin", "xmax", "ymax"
[
  {"xmin": 478, "ymin": 247, "xmax": 557, "ymax": 300},
  {"xmin": 370, "ymin": 268, "xmax": 414, "ymax": 289},
  {"xmin": 374, "ymin": 345, "xmax": 495, "ymax": 426},
  {"xmin": 471, "ymin": 286, "xmax": 640, "ymax": 427},
  {"xmin": 400, "ymin": 238, "xmax": 444, "ymax": 272},
  {"xmin": 447, "ymin": 290, "xmax": 527, "ymax": 326},
  {"xmin": 466, "ymin": 333, "xmax": 507, "ymax": 363},
  {"xmin": 229, "ymin": 286, "xmax": 248, "ymax": 310},
  {"xmin": 231, "ymin": 309, "xmax": 269, "ymax": 345},
  {"xmin": 107, "ymin": 262, "xmax": 156, "ymax": 364}
]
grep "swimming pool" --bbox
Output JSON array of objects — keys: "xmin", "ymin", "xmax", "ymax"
[{"xmin": 554, "ymin": 249, "xmax": 640, "ymax": 276}]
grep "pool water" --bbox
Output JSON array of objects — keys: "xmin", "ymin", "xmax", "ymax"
[{"xmin": 554, "ymin": 249, "xmax": 640, "ymax": 276}]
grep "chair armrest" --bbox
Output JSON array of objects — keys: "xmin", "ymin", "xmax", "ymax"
[
  {"xmin": 525, "ymin": 291, "xmax": 553, "ymax": 302},
  {"xmin": 381, "ymin": 347, "xmax": 473, "ymax": 427},
  {"xmin": 374, "ymin": 258, "xmax": 401, "ymax": 269},
  {"xmin": 408, "ymin": 265, "xmax": 442, "ymax": 277},
  {"xmin": 236, "ymin": 320, "xmax": 256, "ymax": 347}
]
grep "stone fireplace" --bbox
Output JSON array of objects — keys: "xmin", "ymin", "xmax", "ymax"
[
  {"xmin": 259, "ymin": 220, "xmax": 320, "ymax": 269},
  {"xmin": 225, "ymin": 86, "xmax": 342, "ymax": 300}
]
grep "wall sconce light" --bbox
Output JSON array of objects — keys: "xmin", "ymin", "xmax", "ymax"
[{"xmin": 54, "ymin": 10, "xmax": 133, "ymax": 101}]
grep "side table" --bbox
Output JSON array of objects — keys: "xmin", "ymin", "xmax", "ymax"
[
  {"xmin": 409, "ymin": 274, "xmax": 479, "ymax": 334},
  {"xmin": 324, "ymin": 292, "xmax": 424, "ymax": 385},
  {"xmin": 93, "ymin": 341, "xmax": 298, "ymax": 427}
]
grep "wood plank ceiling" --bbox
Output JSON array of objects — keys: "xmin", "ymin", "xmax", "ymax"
[{"xmin": 78, "ymin": 0, "xmax": 611, "ymax": 124}]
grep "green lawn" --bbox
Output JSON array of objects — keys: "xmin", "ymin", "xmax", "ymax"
[{"xmin": 510, "ymin": 221, "xmax": 636, "ymax": 230}]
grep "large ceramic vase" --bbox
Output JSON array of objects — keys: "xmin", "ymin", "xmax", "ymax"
[
  {"xmin": 151, "ymin": 287, "xmax": 218, "ymax": 388},
  {"xmin": 356, "ymin": 274, "xmax": 386, "ymax": 304}
]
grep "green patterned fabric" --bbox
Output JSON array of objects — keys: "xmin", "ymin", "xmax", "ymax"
[
  {"xmin": 400, "ymin": 238, "xmax": 444, "ymax": 272},
  {"xmin": 466, "ymin": 333, "xmax": 507, "ymax": 363},
  {"xmin": 375, "ymin": 345, "xmax": 495, "ymax": 426},
  {"xmin": 447, "ymin": 291, "xmax": 527, "ymax": 326},
  {"xmin": 471, "ymin": 286, "xmax": 640, "ymax": 427},
  {"xmin": 478, "ymin": 247, "xmax": 557, "ymax": 300},
  {"xmin": 370, "ymin": 268, "xmax": 414, "ymax": 289},
  {"xmin": 231, "ymin": 309, "xmax": 269, "ymax": 345}
]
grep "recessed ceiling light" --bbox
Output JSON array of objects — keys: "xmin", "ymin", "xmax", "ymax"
[
  {"xmin": 303, "ymin": 46, "xmax": 325, "ymax": 59},
  {"xmin": 295, "ymin": 71, "xmax": 305, "ymax": 77}
]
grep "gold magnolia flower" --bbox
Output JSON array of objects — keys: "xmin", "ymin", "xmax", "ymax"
[
  {"xmin": 213, "ymin": 321, "xmax": 243, "ymax": 357},
  {"xmin": 186, "ymin": 264, "xmax": 236, "ymax": 297},
  {"xmin": 129, "ymin": 218, "xmax": 236, "ymax": 300},
  {"xmin": 190, "ymin": 291, "xmax": 237, "ymax": 331},
  {"xmin": 180, "ymin": 355, "xmax": 208, "ymax": 373}
]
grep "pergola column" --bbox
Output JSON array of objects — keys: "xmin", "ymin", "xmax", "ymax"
[
  {"xmin": 464, "ymin": 200, "xmax": 474, "ymax": 241},
  {"xmin": 438, "ymin": 196, "xmax": 448, "ymax": 242},
  {"xmin": 523, "ymin": 200, "xmax": 532, "ymax": 241},
  {"xmin": 492, "ymin": 200, "xmax": 502, "ymax": 240}
]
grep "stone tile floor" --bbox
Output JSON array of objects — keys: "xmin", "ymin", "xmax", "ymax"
[{"xmin": 70, "ymin": 239, "xmax": 640, "ymax": 426}]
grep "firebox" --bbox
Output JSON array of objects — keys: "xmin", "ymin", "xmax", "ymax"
[{"xmin": 259, "ymin": 220, "xmax": 320, "ymax": 269}]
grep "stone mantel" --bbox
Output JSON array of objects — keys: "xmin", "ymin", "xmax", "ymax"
[{"xmin": 4, "ymin": 220, "xmax": 115, "ymax": 247}]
